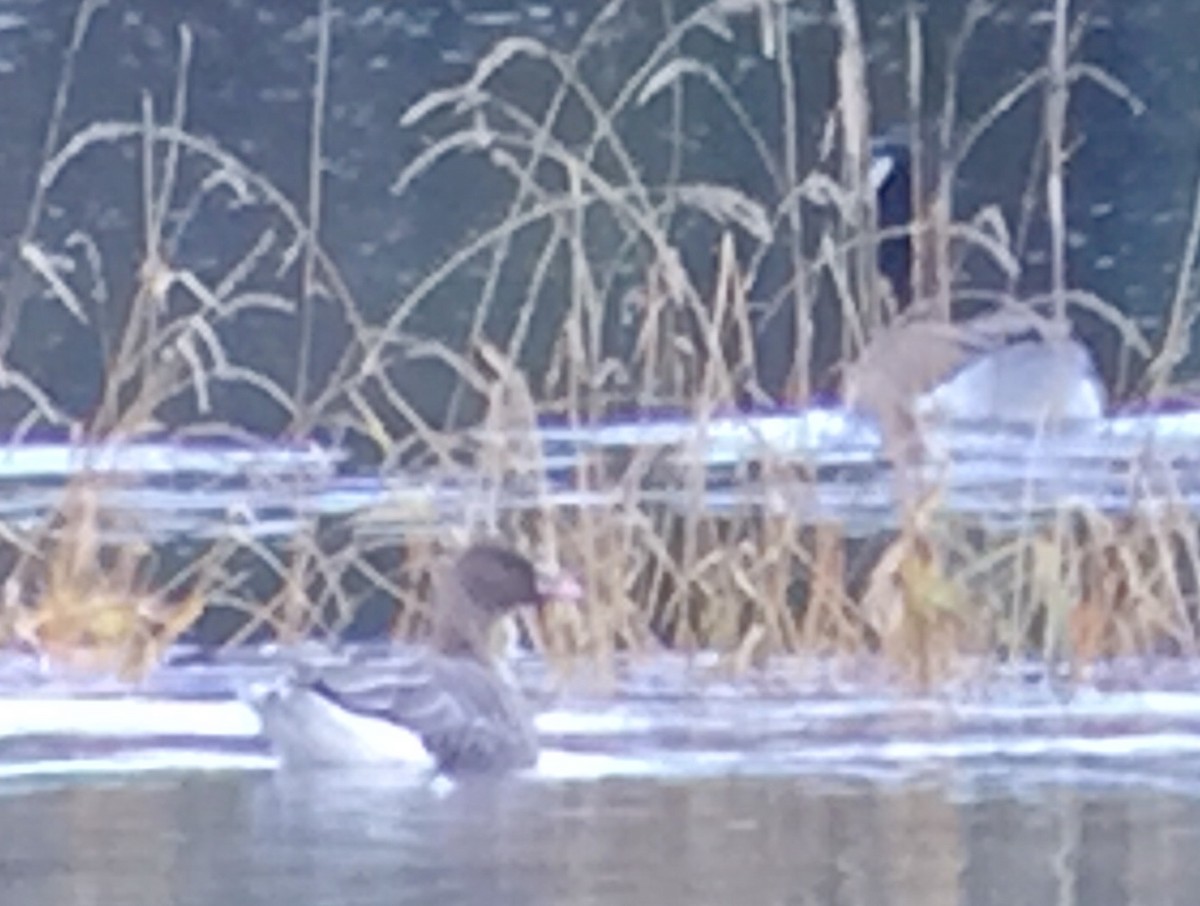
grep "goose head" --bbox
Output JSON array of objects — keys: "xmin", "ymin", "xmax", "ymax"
[{"xmin": 433, "ymin": 543, "xmax": 582, "ymax": 658}]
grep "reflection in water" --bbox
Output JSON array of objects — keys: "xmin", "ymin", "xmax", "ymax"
[{"xmin": 0, "ymin": 771, "xmax": 1198, "ymax": 906}]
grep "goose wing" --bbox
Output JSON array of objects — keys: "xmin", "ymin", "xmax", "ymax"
[{"xmin": 304, "ymin": 651, "xmax": 538, "ymax": 773}]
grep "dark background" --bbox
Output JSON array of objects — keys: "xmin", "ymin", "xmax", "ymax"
[{"xmin": 0, "ymin": 0, "xmax": 1192, "ymax": 448}]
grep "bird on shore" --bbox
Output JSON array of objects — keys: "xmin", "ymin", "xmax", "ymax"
[
  {"xmin": 842, "ymin": 130, "xmax": 1106, "ymax": 442},
  {"xmin": 248, "ymin": 542, "xmax": 583, "ymax": 775}
]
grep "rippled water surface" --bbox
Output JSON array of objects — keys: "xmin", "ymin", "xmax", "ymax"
[
  {"xmin": 4, "ymin": 767, "xmax": 1200, "ymax": 906},
  {"xmin": 4, "ymin": 652, "xmax": 1200, "ymax": 904}
]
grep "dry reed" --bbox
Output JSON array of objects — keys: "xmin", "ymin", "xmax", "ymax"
[{"xmin": 0, "ymin": 0, "xmax": 1194, "ymax": 692}]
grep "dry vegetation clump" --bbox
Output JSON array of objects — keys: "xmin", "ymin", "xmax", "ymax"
[
  {"xmin": 0, "ymin": 6, "xmax": 347, "ymax": 674},
  {"xmin": 0, "ymin": 0, "xmax": 1196, "ymax": 689},
  {"xmin": 0, "ymin": 477, "xmax": 210, "ymax": 679}
]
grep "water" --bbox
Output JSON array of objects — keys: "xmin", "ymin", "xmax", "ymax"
[
  {"xmin": 0, "ymin": 3, "xmax": 1197, "ymax": 901},
  {"xmin": 9, "ymin": 400, "xmax": 1200, "ymax": 545},
  {"xmin": 2, "ymin": 763, "xmax": 1200, "ymax": 905},
  {"xmin": 3, "ymin": 651, "xmax": 1200, "ymax": 903}
]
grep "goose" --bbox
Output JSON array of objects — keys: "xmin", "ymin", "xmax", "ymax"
[
  {"xmin": 843, "ymin": 132, "xmax": 1106, "ymax": 437},
  {"xmin": 248, "ymin": 542, "xmax": 583, "ymax": 774}
]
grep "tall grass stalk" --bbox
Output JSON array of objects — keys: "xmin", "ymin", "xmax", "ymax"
[{"xmin": 2, "ymin": 0, "xmax": 1193, "ymax": 691}]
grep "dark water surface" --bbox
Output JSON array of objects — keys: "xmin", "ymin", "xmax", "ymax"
[{"xmin": 2, "ymin": 769, "xmax": 1199, "ymax": 906}]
